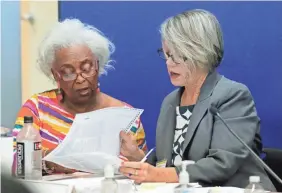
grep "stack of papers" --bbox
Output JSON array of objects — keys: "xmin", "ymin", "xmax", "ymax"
[
  {"xmin": 43, "ymin": 107, "xmax": 143, "ymax": 173},
  {"xmin": 43, "ymin": 172, "xmax": 103, "ymax": 181}
]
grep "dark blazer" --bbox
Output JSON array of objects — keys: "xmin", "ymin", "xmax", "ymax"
[{"xmin": 148, "ymin": 71, "xmax": 275, "ymax": 191}]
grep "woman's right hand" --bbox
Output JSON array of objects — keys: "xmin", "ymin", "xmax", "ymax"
[
  {"xmin": 45, "ymin": 161, "xmax": 75, "ymax": 174},
  {"xmin": 44, "ymin": 149, "xmax": 76, "ymax": 174}
]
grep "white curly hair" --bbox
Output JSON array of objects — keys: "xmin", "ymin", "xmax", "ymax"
[{"xmin": 37, "ymin": 18, "xmax": 115, "ymax": 80}]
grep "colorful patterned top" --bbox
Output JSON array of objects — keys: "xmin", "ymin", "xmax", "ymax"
[{"xmin": 12, "ymin": 89, "xmax": 147, "ymax": 173}]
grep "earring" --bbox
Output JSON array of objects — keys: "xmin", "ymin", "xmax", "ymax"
[
  {"xmin": 96, "ymin": 82, "xmax": 100, "ymax": 93},
  {"xmin": 56, "ymin": 82, "xmax": 63, "ymax": 101}
]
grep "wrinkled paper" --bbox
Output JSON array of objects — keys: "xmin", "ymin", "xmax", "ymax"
[{"xmin": 43, "ymin": 107, "xmax": 143, "ymax": 173}]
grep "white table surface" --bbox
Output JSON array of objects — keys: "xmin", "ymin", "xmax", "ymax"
[
  {"xmin": 51, "ymin": 175, "xmax": 185, "ymax": 193},
  {"xmin": 40, "ymin": 173, "xmax": 243, "ymax": 193},
  {"xmin": 42, "ymin": 173, "xmax": 138, "ymax": 193},
  {"xmin": 0, "ymin": 136, "xmax": 14, "ymax": 175}
]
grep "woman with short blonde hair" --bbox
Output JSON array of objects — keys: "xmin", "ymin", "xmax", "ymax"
[{"xmin": 119, "ymin": 9, "xmax": 275, "ymax": 191}]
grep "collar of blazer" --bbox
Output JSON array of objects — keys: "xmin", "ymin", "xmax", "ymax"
[{"xmin": 157, "ymin": 70, "xmax": 223, "ymax": 166}]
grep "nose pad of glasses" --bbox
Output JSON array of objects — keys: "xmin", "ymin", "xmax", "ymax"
[
  {"xmin": 166, "ymin": 57, "xmax": 175, "ymax": 66},
  {"xmin": 75, "ymin": 73, "xmax": 87, "ymax": 83}
]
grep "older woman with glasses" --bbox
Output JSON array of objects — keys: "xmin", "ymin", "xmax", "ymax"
[
  {"xmin": 12, "ymin": 19, "xmax": 147, "ymax": 175},
  {"xmin": 119, "ymin": 9, "xmax": 275, "ymax": 190}
]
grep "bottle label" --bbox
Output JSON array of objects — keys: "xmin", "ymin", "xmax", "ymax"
[
  {"xmin": 16, "ymin": 141, "xmax": 42, "ymax": 179},
  {"xmin": 16, "ymin": 142, "xmax": 25, "ymax": 178}
]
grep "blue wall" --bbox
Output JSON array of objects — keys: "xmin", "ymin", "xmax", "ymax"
[
  {"xmin": 59, "ymin": 1, "xmax": 282, "ymax": 149},
  {"xmin": 1, "ymin": 1, "xmax": 22, "ymax": 129}
]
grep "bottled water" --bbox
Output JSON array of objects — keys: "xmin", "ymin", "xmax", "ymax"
[
  {"xmin": 244, "ymin": 176, "xmax": 265, "ymax": 193},
  {"xmin": 16, "ymin": 116, "xmax": 42, "ymax": 180}
]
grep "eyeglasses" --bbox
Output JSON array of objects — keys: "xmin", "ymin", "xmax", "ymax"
[
  {"xmin": 56, "ymin": 61, "xmax": 98, "ymax": 82},
  {"xmin": 157, "ymin": 48, "xmax": 187, "ymax": 64}
]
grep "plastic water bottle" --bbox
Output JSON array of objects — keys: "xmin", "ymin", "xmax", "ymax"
[
  {"xmin": 101, "ymin": 164, "xmax": 118, "ymax": 193},
  {"xmin": 16, "ymin": 116, "xmax": 42, "ymax": 180},
  {"xmin": 174, "ymin": 160, "xmax": 195, "ymax": 193},
  {"xmin": 244, "ymin": 176, "xmax": 265, "ymax": 193}
]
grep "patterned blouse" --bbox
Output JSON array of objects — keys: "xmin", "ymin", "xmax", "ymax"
[
  {"xmin": 172, "ymin": 105, "xmax": 194, "ymax": 166},
  {"xmin": 12, "ymin": 89, "xmax": 147, "ymax": 173}
]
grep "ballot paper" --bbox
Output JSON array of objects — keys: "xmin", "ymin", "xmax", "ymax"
[{"xmin": 43, "ymin": 107, "xmax": 143, "ymax": 173}]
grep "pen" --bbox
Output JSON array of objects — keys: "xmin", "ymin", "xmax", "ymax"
[
  {"xmin": 127, "ymin": 147, "xmax": 155, "ymax": 177},
  {"xmin": 130, "ymin": 147, "xmax": 156, "ymax": 190},
  {"xmin": 140, "ymin": 147, "xmax": 155, "ymax": 162}
]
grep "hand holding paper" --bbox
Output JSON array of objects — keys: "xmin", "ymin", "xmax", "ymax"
[
  {"xmin": 43, "ymin": 107, "xmax": 144, "ymax": 173},
  {"xmin": 120, "ymin": 131, "xmax": 145, "ymax": 161}
]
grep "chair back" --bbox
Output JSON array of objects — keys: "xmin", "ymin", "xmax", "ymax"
[{"xmin": 263, "ymin": 148, "xmax": 282, "ymax": 192}]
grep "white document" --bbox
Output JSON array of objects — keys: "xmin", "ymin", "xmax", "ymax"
[{"xmin": 43, "ymin": 107, "xmax": 143, "ymax": 173}]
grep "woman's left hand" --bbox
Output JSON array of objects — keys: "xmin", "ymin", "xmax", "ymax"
[
  {"xmin": 119, "ymin": 162, "xmax": 157, "ymax": 184},
  {"xmin": 120, "ymin": 131, "xmax": 145, "ymax": 161}
]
